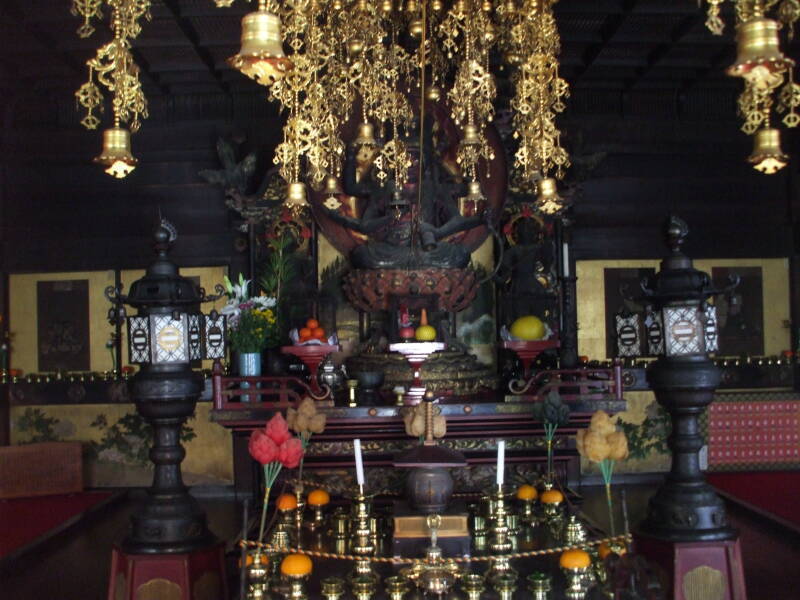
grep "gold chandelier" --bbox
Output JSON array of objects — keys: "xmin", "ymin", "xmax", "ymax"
[
  {"xmin": 72, "ymin": 0, "xmax": 150, "ymax": 178},
  {"xmin": 703, "ymin": 0, "xmax": 800, "ymax": 174},
  {"xmin": 216, "ymin": 0, "xmax": 571, "ymax": 215}
]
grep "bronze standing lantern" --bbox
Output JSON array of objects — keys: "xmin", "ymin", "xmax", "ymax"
[{"xmin": 105, "ymin": 221, "xmax": 228, "ymax": 600}]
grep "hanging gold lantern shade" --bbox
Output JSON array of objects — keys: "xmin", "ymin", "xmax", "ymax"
[
  {"xmin": 748, "ymin": 127, "xmax": 789, "ymax": 174},
  {"xmin": 227, "ymin": 10, "xmax": 293, "ymax": 86},
  {"xmin": 93, "ymin": 127, "xmax": 137, "ymax": 178},
  {"xmin": 536, "ymin": 177, "xmax": 565, "ymax": 215},
  {"xmin": 727, "ymin": 18, "xmax": 794, "ymax": 86}
]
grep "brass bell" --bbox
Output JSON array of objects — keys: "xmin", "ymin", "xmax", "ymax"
[
  {"xmin": 466, "ymin": 180, "xmax": 485, "ymax": 202},
  {"xmin": 727, "ymin": 17, "xmax": 793, "ymax": 87},
  {"xmin": 482, "ymin": 0, "xmax": 493, "ymax": 12},
  {"xmin": 748, "ymin": 127, "xmax": 789, "ymax": 174},
  {"xmin": 425, "ymin": 85, "xmax": 442, "ymax": 102},
  {"xmin": 285, "ymin": 181, "xmax": 308, "ymax": 211},
  {"xmin": 460, "ymin": 180, "xmax": 486, "ymax": 216},
  {"xmin": 380, "ymin": 0, "xmax": 393, "ymax": 14},
  {"xmin": 409, "ymin": 18, "xmax": 424, "ymax": 40},
  {"xmin": 347, "ymin": 38, "xmax": 364, "ymax": 56},
  {"xmin": 536, "ymin": 177, "xmax": 565, "ymax": 215},
  {"xmin": 227, "ymin": 10, "xmax": 293, "ymax": 86},
  {"xmin": 462, "ymin": 123, "xmax": 481, "ymax": 146},
  {"xmin": 324, "ymin": 175, "xmax": 342, "ymax": 195},
  {"xmin": 431, "ymin": 0, "xmax": 444, "ymax": 12},
  {"xmin": 93, "ymin": 126, "xmax": 137, "ymax": 178},
  {"xmin": 484, "ymin": 21, "xmax": 496, "ymax": 44},
  {"xmin": 332, "ymin": 0, "xmax": 343, "ymax": 9},
  {"xmin": 406, "ymin": 0, "xmax": 418, "ymax": 14},
  {"xmin": 354, "ymin": 122, "xmax": 378, "ymax": 147}
]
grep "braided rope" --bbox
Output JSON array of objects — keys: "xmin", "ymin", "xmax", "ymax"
[{"xmin": 240, "ymin": 533, "xmax": 631, "ymax": 564}]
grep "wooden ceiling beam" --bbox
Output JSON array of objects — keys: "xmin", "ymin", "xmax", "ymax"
[
  {"xmin": 161, "ymin": 0, "xmax": 231, "ymax": 94},
  {"xmin": 625, "ymin": 13, "xmax": 702, "ymax": 89},
  {"xmin": 570, "ymin": 0, "xmax": 639, "ymax": 86}
]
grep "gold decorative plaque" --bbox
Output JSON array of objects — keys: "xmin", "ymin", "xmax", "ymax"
[
  {"xmin": 682, "ymin": 565, "xmax": 725, "ymax": 600},
  {"xmin": 135, "ymin": 578, "xmax": 182, "ymax": 600}
]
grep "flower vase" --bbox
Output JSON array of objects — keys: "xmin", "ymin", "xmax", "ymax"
[{"xmin": 239, "ymin": 351, "xmax": 262, "ymax": 402}]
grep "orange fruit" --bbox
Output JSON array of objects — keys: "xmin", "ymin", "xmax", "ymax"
[
  {"xmin": 312, "ymin": 327, "xmax": 325, "ymax": 338},
  {"xmin": 276, "ymin": 493, "xmax": 298, "ymax": 511},
  {"xmin": 299, "ymin": 327, "xmax": 311, "ymax": 338},
  {"xmin": 559, "ymin": 549, "xmax": 591, "ymax": 569},
  {"xmin": 516, "ymin": 484, "xmax": 538, "ymax": 501},
  {"xmin": 281, "ymin": 553, "xmax": 312, "ymax": 576},
  {"xmin": 540, "ymin": 489, "xmax": 564, "ymax": 504},
  {"xmin": 598, "ymin": 541, "xmax": 626, "ymax": 559},
  {"xmin": 306, "ymin": 318, "xmax": 319, "ymax": 330},
  {"xmin": 307, "ymin": 488, "xmax": 330, "ymax": 506}
]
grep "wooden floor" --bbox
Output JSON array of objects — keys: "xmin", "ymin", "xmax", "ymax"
[{"xmin": 1, "ymin": 484, "xmax": 799, "ymax": 599}]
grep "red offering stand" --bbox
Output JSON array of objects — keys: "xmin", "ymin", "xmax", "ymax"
[
  {"xmin": 281, "ymin": 344, "xmax": 340, "ymax": 400},
  {"xmin": 388, "ymin": 341, "xmax": 446, "ymax": 404},
  {"xmin": 501, "ymin": 339, "xmax": 560, "ymax": 380}
]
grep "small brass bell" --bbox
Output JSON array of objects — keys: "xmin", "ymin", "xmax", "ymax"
[
  {"xmin": 228, "ymin": 10, "xmax": 293, "ymax": 86},
  {"xmin": 462, "ymin": 123, "xmax": 481, "ymax": 146},
  {"xmin": 536, "ymin": 177, "xmax": 565, "ymax": 215},
  {"xmin": 727, "ymin": 17, "xmax": 793, "ymax": 87},
  {"xmin": 406, "ymin": 0, "xmax": 418, "ymax": 14},
  {"xmin": 380, "ymin": 0, "xmax": 393, "ymax": 14},
  {"xmin": 347, "ymin": 38, "xmax": 364, "ymax": 56},
  {"xmin": 460, "ymin": 180, "xmax": 485, "ymax": 216},
  {"xmin": 466, "ymin": 180, "xmax": 485, "ymax": 202},
  {"xmin": 748, "ymin": 127, "xmax": 789, "ymax": 174},
  {"xmin": 354, "ymin": 122, "xmax": 378, "ymax": 147},
  {"xmin": 409, "ymin": 18, "xmax": 424, "ymax": 39},
  {"xmin": 285, "ymin": 181, "xmax": 308, "ymax": 211},
  {"xmin": 431, "ymin": 0, "xmax": 444, "ymax": 11},
  {"xmin": 324, "ymin": 175, "xmax": 342, "ymax": 195},
  {"xmin": 482, "ymin": 0, "xmax": 493, "ymax": 13},
  {"xmin": 94, "ymin": 127, "xmax": 137, "ymax": 178},
  {"xmin": 484, "ymin": 21, "xmax": 496, "ymax": 43},
  {"xmin": 332, "ymin": 0, "xmax": 343, "ymax": 9},
  {"xmin": 425, "ymin": 85, "xmax": 442, "ymax": 102}
]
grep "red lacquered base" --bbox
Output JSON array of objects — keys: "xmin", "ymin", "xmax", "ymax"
[
  {"xmin": 500, "ymin": 339, "xmax": 560, "ymax": 379},
  {"xmin": 281, "ymin": 344, "xmax": 340, "ymax": 402},
  {"xmin": 107, "ymin": 542, "xmax": 228, "ymax": 600},
  {"xmin": 635, "ymin": 534, "xmax": 747, "ymax": 600}
]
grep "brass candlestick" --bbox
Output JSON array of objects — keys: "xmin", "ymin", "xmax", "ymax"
[
  {"xmin": 488, "ymin": 485, "xmax": 513, "ymax": 553},
  {"xmin": 347, "ymin": 379, "xmax": 358, "ymax": 407},
  {"xmin": 562, "ymin": 515, "xmax": 588, "ymax": 545},
  {"xmin": 331, "ymin": 507, "xmax": 349, "ymax": 538},
  {"xmin": 321, "ymin": 576, "xmax": 345, "ymax": 600},
  {"xmin": 350, "ymin": 485, "xmax": 379, "ymax": 586},
  {"xmin": 351, "ymin": 575, "xmax": 377, "ymax": 600},
  {"xmin": 384, "ymin": 575, "xmax": 410, "ymax": 600},
  {"xmin": 284, "ymin": 573, "xmax": 309, "ymax": 600},
  {"xmin": 494, "ymin": 572, "xmax": 517, "ymax": 600},
  {"xmin": 527, "ymin": 571, "xmax": 552, "ymax": 600},
  {"xmin": 245, "ymin": 553, "xmax": 269, "ymax": 600},
  {"xmin": 562, "ymin": 567, "xmax": 592, "ymax": 600},
  {"xmin": 460, "ymin": 573, "xmax": 485, "ymax": 600},
  {"xmin": 393, "ymin": 385, "xmax": 406, "ymax": 406}
]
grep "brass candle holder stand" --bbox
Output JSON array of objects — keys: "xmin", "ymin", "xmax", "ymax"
[
  {"xmin": 486, "ymin": 555, "xmax": 517, "ymax": 586},
  {"xmin": 562, "ymin": 515, "xmax": 588, "ymax": 545},
  {"xmin": 321, "ymin": 576, "xmax": 345, "ymax": 600},
  {"xmin": 562, "ymin": 566, "xmax": 592, "ymax": 600},
  {"xmin": 245, "ymin": 553, "xmax": 269, "ymax": 600},
  {"xmin": 331, "ymin": 507, "xmax": 349, "ymax": 539},
  {"xmin": 460, "ymin": 573, "xmax": 485, "ymax": 600},
  {"xmin": 518, "ymin": 497, "xmax": 538, "ymax": 525},
  {"xmin": 347, "ymin": 379, "xmax": 358, "ymax": 407},
  {"xmin": 493, "ymin": 571, "xmax": 517, "ymax": 600},
  {"xmin": 284, "ymin": 573, "xmax": 309, "ymax": 600},
  {"xmin": 351, "ymin": 575, "xmax": 377, "ymax": 600},
  {"xmin": 527, "ymin": 571, "xmax": 552, "ymax": 600},
  {"xmin": 350, "ymin": 485, "xmax": 379, "ymax": 586},
  {"xmin": 488, "ymin": 485, "xmax": 514, "ymax": 553},
  {"xmin": 384, "ymin": 575, "xmax": 410, "ymax": 600}
]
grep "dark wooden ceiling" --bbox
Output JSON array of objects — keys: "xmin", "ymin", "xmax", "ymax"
[{"xmin": 0, "ymin": 0, "xmax": 740, "ymax": 98}]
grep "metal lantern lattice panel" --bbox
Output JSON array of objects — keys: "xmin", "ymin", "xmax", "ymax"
[
  {"xmin": 188, "ymin": 314, "xmax": 202, "ymax": 361},
  {"xmin": 645, "ymin": 311, "xmax": 665, "ymax": 356},
  {"xmin": 664, "ymin": 306, "xmax": 704, "ymax": 357},
  {"xmin": 704, "ymin": 304, "xmax": 719, "ymax": 353},
  {"xmin": 615, "ymin": 313, "xmax": 642, "ymax": 357},
  {"xmin": 204, "ymin": 313, "xmax": 226, "ymax": 360},
  {"xmin": 151, "ymin": 314, "xmax": 188, "ymax": 363},
  {"xmin": 128, "ymin": 316, "xmax": 151, "ymax": 364}
]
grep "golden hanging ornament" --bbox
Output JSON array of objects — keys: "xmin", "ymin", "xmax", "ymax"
[
  {"xmin": 93, "ymin": 127, "xmax": 138, "ymax": 179},
  {"xmin": 228, "ymin": 8, "xmax": 294, "ymax": 86},
  {"xmin": 748, "ymin": 126, "xmax": 789, "ymax": 173}
]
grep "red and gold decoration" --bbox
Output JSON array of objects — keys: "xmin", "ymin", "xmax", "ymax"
[{"xmin": 702, "ymin": 0, "xmax": 800, "ymax": 173}]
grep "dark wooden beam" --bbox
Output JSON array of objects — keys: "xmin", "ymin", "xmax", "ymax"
[
  {"xmin": 570, "ymin": 0, "xmax": 639, "ymax": 86},
  {"xmin": 681, "ymin": 43, "xmax": 736, "ymax": 91},
  {"xmin": 625, "ymin": 13, "xmax": 702, "ymax": 89},
  {"xmin": 161, "ymin": 0, "xmax": 231, "ymax": 94},
  {"xmin": 0, "ymin": 0, "xmax": 85, "ymax": 77}
]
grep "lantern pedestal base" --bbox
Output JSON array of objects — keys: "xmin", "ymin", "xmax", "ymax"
[
  {"xmin": 107, "ymin": 542, "xmax": 228, "ymax": 600},
  {"xmin": 634, "ymin": 534, "xmax": 746, "ymax": 600}
]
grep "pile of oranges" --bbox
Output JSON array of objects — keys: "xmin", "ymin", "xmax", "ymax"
[{"xmin": 298, "ymin": 318, "xmax": 326, "ymax": 343}]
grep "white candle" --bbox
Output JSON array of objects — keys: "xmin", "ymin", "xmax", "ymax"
[
  {"xmin": 496, "ymin": 440, "xmax": 505, "ymax": 486},
  {"xmin": 562, "ymin": 242, "xmax": 570, "ymax": 277},
  {"xmin": 354, "ymin": 438, "xmax": 365, "ymax": 486}
]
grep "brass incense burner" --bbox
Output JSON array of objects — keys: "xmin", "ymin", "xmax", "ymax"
[{"xmin": 399, "ymin": 514, "xmax": 464, "ymax": 597}]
